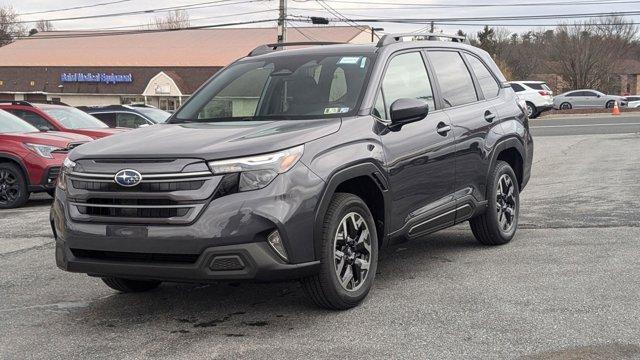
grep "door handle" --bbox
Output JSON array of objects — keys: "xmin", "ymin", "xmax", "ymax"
[
  {"xmin": 436, "ymin": 122, "xmax": 451, "ymax": 136},
  {"xmin": 484, "ymin": 110, "xmax": 496, "ymax": 122}
]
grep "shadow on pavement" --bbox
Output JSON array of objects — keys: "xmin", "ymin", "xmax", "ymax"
[{"xmin": 66, "ymin": 228, "xmax": 485, "ymax": 333}]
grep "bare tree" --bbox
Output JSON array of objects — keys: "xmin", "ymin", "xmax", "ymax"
[
  {"xmin": 549, "ymin": 16, "xmax": 637, "ymax": 92},
  {"xmin": 0, "ymin": 6, "xmax": 26, "ymax": 47},
  {"xmin": 150, "ymin": 10, "xmax": 190, "ymax": 30},
  {"xmin": 35, "ymin": 19, "xmax": 55, "ymax": 32}
]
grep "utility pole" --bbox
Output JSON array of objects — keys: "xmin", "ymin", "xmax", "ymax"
[
  {"xmin": 277, "ymin": 0, "xmax": 287, "ymax": 43},
  {"xmin": 429, "ymin": 21, "xmax": 435, "ymax": 33}
]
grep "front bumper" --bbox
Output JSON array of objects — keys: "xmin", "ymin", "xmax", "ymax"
[
  {"xmin": 51, "ymin": 162, "xmax": 325, "ymax": 282},
  {"xmin": 55, "ymin": 239, "xmax": 320, "ymax": 282}
]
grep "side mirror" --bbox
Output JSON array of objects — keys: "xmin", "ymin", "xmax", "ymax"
[
  {"xmin": 37, "ymin": 125, "xmax": 51, "ymax": 132},
  {"xmin": 389, "ymin": 98, "xmax": 429, "ymax": 127}
]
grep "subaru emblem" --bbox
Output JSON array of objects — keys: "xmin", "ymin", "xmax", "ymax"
[{"xmin": 114, "ymin": 169, "xmax": 142, "ymax": 187}]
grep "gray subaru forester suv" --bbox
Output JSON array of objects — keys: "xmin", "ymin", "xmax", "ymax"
[{"xmin": 52, "ymin": 34, "xmax": 533, "ymax": 310}]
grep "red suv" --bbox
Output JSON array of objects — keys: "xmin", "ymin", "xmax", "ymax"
[
  {"xmin": 0, "ymin": 109, "xmax": 91, "ymax": 208},
  {"xmin": 0, "ymin": 101, "xmax": 126, "ymax": 139}
]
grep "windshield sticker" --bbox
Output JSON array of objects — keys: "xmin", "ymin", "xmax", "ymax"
[
  {"xmin": 338, "ymin": 56, "xmax": 361, "ymax": 65},
  {"xmin": 324, "ymin": 107, "xmax": 350, "ymax": 114}
]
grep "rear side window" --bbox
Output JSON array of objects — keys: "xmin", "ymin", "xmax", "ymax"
[
  {"xmin": 428, "ymin": 51, "xmax": 478, "ymax": 107},
  {"xmin": 464, "ymin": 54, "xmax": 500, "ymax": 98},
  {"xmin": 91, "ymin": 113, "xmax": 116, "ymax": 127},
  {"xmin": 524, "ymin": 82, "xmax": 546, "ymax": 91},
  {"xmin": 510, "ymin": 83, "xmax": 525, "ymax": 92},
  {"xmin": 6, "ymin": 109, "xmax": 51, "ymax": 130},
  {"xmin": 377, "ymin": 52, "xmax": 435, "ymax": 120}
]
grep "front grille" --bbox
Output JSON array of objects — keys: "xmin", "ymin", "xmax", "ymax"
[
  {"xmin": 70, "ymin": 248, "xmax": 200, "ymax": 264},
  {"xmin": 72, "ymin": 179, "xmax": 205, "ymax": 192},
  {"xmin": 66, "ymin": 163, "xmax": 236, "ymax": 225},
  {"xmin": 76, "ymin": 205, "xmax": 190, "ymax": 218}
]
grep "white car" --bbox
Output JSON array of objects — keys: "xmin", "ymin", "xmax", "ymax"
[
  {"xmin": 509, "ymin": 81, "xmax": 554, "ymax": 118},
  {"xmin": 626, "ymin": 96, "xmax": 640, "ymax": 108}
]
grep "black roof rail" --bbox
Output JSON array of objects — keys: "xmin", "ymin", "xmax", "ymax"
[
  {"xmin": 248, "ymin": 41, "xmax": 345, "ymax": 56},
  {"xmin": 376, "ymin": 32, "xmax": 469, "ymax": 47}
]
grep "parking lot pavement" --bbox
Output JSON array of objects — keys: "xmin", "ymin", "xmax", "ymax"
[{"xmin": 1, "ymin": 127, "xmax": 640, "ymax": 359}]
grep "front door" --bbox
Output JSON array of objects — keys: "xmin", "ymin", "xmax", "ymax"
[{"xmin": 376, "ymin": 51, "xmax": 457, "ymax": 237}]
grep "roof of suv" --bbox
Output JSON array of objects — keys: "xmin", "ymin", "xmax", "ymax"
[
  {"xmin": 240, "ymin": 35, "xmax": 505, "ymax": 84},
  {"xmin": 245, "ymin": 34, "xmax": 478, "ymax": 61}
]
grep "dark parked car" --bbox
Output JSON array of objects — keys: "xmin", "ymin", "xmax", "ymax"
[
  {"xmin": 53, "ymin": 34, "xmax": 533, "ymax": 310},
  {"xmin": 0, "ymin": 109, "xmax": 91, "ymax": 208},
  {"xmin": 0, "ymin": 101, "xmax": 126, "ymax": 139},
  {"xmin": 78, "ymin": 105, "xmax": 172, "ymax": 128}
]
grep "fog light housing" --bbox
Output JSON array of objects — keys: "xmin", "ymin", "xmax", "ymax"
[{"xmin": 267, "ymin": 230, "xmax": 288, "ymax": 262}]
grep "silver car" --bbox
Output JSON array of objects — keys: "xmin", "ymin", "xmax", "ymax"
[{"xmin": 553, "ymin": 89, "xmax": 627, "ymax": 110}]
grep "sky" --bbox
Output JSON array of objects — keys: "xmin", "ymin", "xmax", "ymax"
[{"xmin": 3, "ymin": 0, "xmax": 640, "ymax": 37}]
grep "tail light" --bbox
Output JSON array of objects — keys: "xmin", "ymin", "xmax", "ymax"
[{"xmin": 538, "ymin": 90, "xmax": 550, "ymax": 96}]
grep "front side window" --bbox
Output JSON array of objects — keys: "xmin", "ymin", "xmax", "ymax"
[
  {"xmin": 174, "ymin": 53, "xmax": 373, "ymax": 122},
  {"xmin": 378, "ymin": 52, "xmax": 434, "ymax": 120},
  {"xmin": 41, "ymin": 107, "xmax": 108, "ymax": 129},
  {"xmin": 0, "ymin": 110, "xmax": 39, "ymax": 133},
  {"xmin": 135, "ymin": 107, "xmax": 171, "ymax": 123},
  {"xmin": 465, "ymin": 54, "xmax": 500, "ymax": 98},
  {"xmin": 116, "ymin": 113, "xmax": 149, "ymax": 128},
  {"xmin": 428, "ymin": 51, "xmax": 478, "ymax": 107}
]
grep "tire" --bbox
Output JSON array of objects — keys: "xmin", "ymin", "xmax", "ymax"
[
  {"xmin": 102, "ymin": 277, "xmax": 161, "ymax": 293},
  {"xmin": 606, "ymin": 100, "xmax": 615, "ymax": 109},
  {"xmin": 0, "ymin": 162, "xmax": 29, "ymax": 209},
  {"xmin": 525, "ymin": 102, "xmax": 537, "ymax": 118},
  {"xmin": 470, "ymin": 161, "xmax": 520, "ymax": 246},
  {"xmin": 560, "ymin": 102, "xmax": 572, "ymax": 110},
  {"xmin": 302, "ymin": 193, "xmax": 379, "ymax": 310}
]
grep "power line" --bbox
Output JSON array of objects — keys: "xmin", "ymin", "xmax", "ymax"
[
  {"xmin": 9, "ymin": 0, "xmax": 270, "ymax": 25},
  {"xmin": 14, "ymin": 19, "xmax": 279, "ymax": 40},
  {"xmin": 17, "ymin": 0, "xmax": 133, "ymax": 17},
  {"xmin": 289, "ymin": 10, "xmax": 640, "ymax": 23},
  {"xmin": 287, "ymin": 20, "xmax": 320, "ymax": 40},
  {"xmin": 291, "ymin": 0, "xmax": 640, "ymax": 8},
  {"xmin": 85, "ymin": 9, "xmax": 277, "ymax": 31}
]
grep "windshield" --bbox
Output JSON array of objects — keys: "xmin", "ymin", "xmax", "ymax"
[
  {"xmin": 42, "ymin": 107, "xmax": 108, "ymax": 129},
  {"xmin": 0, "ymin": 110, "xmax": 39, "ymax": 133},
  {"xmin": 135, "ymin": 107, "xmax": 172, "ymax": 123},
  {"xmin": 174, "ymin": 53, "xmax": 374, "ymax": 122}
]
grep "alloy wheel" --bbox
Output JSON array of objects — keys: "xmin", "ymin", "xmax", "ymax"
[
  {"xmin": 0, "ymin": 169, "xmax": 21, "ymax": 206},
  {"xmin": 333, "ymin": 212, "xmax": 372, "ymax": 292},
  {"xmin": 496, "ymin": 174, "xmax": 517, "ymax": 233},
  {"xmin": 526, "ymin": 104, "xmax": 534, "ymax": 117}
]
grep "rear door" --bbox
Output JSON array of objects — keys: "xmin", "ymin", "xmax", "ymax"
[
  {"xmin": 426, "ymin": 50, "xmax": 502, "ymax": 219},
  {"xmin": 376, "ymin": 51, "xmax": 457, "ymax": 236}
]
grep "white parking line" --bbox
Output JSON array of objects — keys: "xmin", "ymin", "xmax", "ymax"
[{"xmin": 531, "ymin": 123, "xmax": 640, "ymax": 128}]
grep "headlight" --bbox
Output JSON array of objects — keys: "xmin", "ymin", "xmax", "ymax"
[
  {"xmin": 208, "ymin": 145, "xmax": 304, "ymax": 191},
  {"xmin": 57, "ymin": 157, "xmax": 76, "ymax": 190},
  {"xmin": 24, "ymin": 143, "xmax": 61, "ymax": 159}
]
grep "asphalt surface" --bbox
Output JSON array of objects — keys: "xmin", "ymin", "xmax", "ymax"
[
  {"xmin": 1, "ymin": 115, "xmax": 640, "ymax": 359},
  {"xmin": 531, "ymin": 113, "xmax": 640, "ymax": 136}
]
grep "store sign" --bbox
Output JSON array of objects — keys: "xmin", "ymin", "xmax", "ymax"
[{"xmin": 60, "ymin": 72, "xmax": 133, "ymax": 84}]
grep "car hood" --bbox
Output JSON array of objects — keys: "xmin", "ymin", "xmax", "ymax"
[
  {"xmin": 1, "ymin": 131, "xmax": 92, "ymax": 148},
  {"xmin": 70, "ymin": 119, "xmax": 342, "ymax": 161}
]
